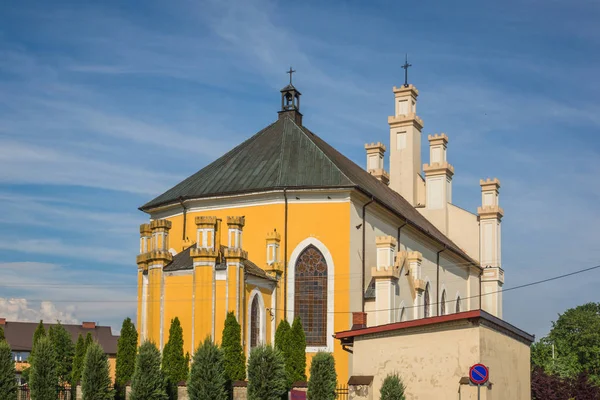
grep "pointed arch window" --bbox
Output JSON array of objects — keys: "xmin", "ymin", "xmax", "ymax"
[
  {"xmin": 456, "ymin": 296, "xmax": 462, "ymax": 313},
  {"xmin": 294, "ymin": 245, "xmax": 328, "ymax": 347},
  {"xmin": 441, "ymin": 290, "xmax": 447, "ymax": 316},
  {"xmin": 399, "ymin": 307, "xmax": 406, "ymax": 322},
  {"xmin": 424, "ymin": 283, "xmax": 431, "ymax": 318},
  {"xmin": 250, "ymin": 295, "xmax": 260, "ymax": 349}
]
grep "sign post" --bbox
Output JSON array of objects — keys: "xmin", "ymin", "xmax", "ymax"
[{"xmin": 469, "ymin": 363, "xmax": 489, "ymax": 400}]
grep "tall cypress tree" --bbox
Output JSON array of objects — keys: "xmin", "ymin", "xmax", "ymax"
[
  {"xmin": 307, "ymin": 352, "xmax": 337, "ymax": 400},
  {"xmin": 162, "ymin": 317, "xmax": 187, "ymax": 399},
  {"xmin": 30, "ymin": 320, "xmax": 46, "ymax": 363},
  {"xmin": 130, "ymin": 341, "xmax": 167, "ymax": 400},
  {"xmin": 0, "ymin": 326, "xmax": 5, "ymax": 341},
  {"xmin": 247, "ymin": 345, "xmax": 287, "ymax": 400},
  {"xmin": 0, "ymin": 340, "xmax": 17, "ymax": 399},
  {"xmin": 29, "ymin": 336, "xmax": 57, "ymax": 400},
  {"xmin": 274, "ymin": 319, "xmax": 292, "ymax": 387},
  {"xmin": 48, "ymin": 322, "xmax": 75, "ymax": 386},
  {"xmin": 72, "ymin": 334, "xmax": 86, "ymax": 385},
  {"xmin": 289, "ymin": 317, "xmax": 307, "ymax": 383},
  {"xmin": 221, "ymin": 312, "xmax": 245, "ymax": 382},
  {"xmin": 115, "ymin": 318, "xmax": 138, "ymax": 400},
  {"xmin": 187, "ymin": 337, "xmax": 228, "ymax": 400},
  {"xmin": 82, "ymin": 341, "xmax": 113, "ymax": 400}
]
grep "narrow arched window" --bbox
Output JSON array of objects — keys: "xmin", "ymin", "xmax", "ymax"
[
  {"xmin": 250, "ymin": 295, "xmax": 260, "ymax": 348},
  {"xmin": 456, "ymin": 296, "xmax": 462, "ymax": 313},
  {"xmin": 295, "ymin": 245, "xmax": 327, "ymax": 346},
  {"xmin": 441, "ymin": 290, "xmax": 447, "ymax": 315},
  {"xmin": 399, "ymin": 307, "xmax": 406, "ymax": 322},
  {"xmin": 424, "ymin": 283, "xmax": 431, "ymax": 318}
]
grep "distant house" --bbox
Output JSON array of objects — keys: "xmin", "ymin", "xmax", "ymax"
[{"xmin": 0, "ymin": 318, "xmax": 119, "ymax": 382}]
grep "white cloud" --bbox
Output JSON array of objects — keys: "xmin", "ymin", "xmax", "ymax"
[{"xmin": 0, "ymin": 298, "xmax": 78, "ymax": 324}]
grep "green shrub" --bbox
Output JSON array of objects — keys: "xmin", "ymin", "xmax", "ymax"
[
  {"xmin": 247, "ymin": 345, "xmax": 287, "ymax": 400},
  {"xmin": 380, "ymin": 373, "xmax": 406, "ymax": 400},
  {"xmin": 289, "ymin": 317, "xmax": 307, "ymax": 383},
  {"xmin": 307, "ymin": 352, "xmax": 337, "ymax": 400},
  {"xmin": 29, "ymin": 336, "xmax": 57, "ymax": 400},
  {"xmin": 0, "ymin": 340, "xmax": 17, "ymax": 399},
  {"xmin": 187, "ymin": 337, "xmax": 227, "ymax": 400},
  {"xmin": 130, "ymin": 341, "xmax": 167, "ymax": 400},
  {"xmin": 115, "ymin": 318, "xmax": 138, "ymax": 400},
  {"xmin": 82, "ymin": 341, "xmax": 113, "ymax": 399},
  {"xmin": 222, "ymin": 312, "xmax": 246, "ymax": 382},
  {"xmin": 162, "ymin": 317, "xmax": 188, "ymax": 399},
  {"xmin": 48, "ymin": 322, "xmax": 74, "ymax": 385}
]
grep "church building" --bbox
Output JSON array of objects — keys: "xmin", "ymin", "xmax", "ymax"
[{"xmin": 135, "ymin": 74, "xmax": 508, "ymax": 383}]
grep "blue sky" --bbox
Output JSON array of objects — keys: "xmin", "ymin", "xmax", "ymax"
[{"xmin": 0, "ymin": 0, "xmax": 598, "ymax": 337}]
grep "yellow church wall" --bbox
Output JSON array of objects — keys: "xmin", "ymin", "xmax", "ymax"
[
  {"xmin": 163, "ymin": 272, "xmax": 194, "ymax": 354},
  {"xmin": 244, "ymin": 283, "xmax": 275, "ymax": 350},
  {"xmin": 143, "ymin": 191, "xmax": 353, "ymax": 382}
]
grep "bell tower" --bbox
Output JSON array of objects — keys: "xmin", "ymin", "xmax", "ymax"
[{"xmin": 278, "ymin": 67, "xmax": 303, "ymax": 125}]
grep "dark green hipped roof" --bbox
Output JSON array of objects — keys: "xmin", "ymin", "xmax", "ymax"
[{"xmin": 141, "ymin": 116, "xmax": 476, "ymax": 264}]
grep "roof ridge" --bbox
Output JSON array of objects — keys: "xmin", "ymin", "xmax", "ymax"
[{"xmin": 287, "ymin": 118, "xmax": 354, "ymax": 186}]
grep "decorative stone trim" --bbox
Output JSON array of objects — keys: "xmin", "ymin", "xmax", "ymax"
[
  {"xmin": 139, "ymin": 223, "xmax": 151, "ymax": 236},
  {"xmin": 423, "ymin": 161, "xmax": 455, "ymax": 178},
  {"xmin": 150, "ymin": 219, "xmax": 172, "ymax": 231},
  {"xmin": 428, "ymin": 133, "xmax": 449, "ymax": 146},
  {"xmin": 387, "ymin": 114, "xmax": 424, "ymax": 130},
  {"xmin": 482, "ymin": 266, "xmax": 505, "ymax": 284},
  {"xmin": 195, "ymin": 215, "xmax": 217, "ymax": 227},
  {"xmin": 478, "ymin": 205, "xmax": 504, "ymax": 220},
  {"xmin": 480, "ymin": 178, "xmax": 501, "ymax": 191},
  {"xmin": 226, "ymin": 216, "xmax": 245, "ymax": 228},
  {"xmin": 371, "ymin": 265, "xmax": 400, "ymax": 280},
  {"xmin": 190, "ymin": 247, "xmax": 219, "ymax": 261},
  {"xmin": 376, "ymin": 236, "xmax": 397, "ymax": 248},
  {"xmin": 145, "ymin": 250, "xmax": 173, "ymax": 263},
  {"xmin": 266, "ymin": 230, "xmax": 281, "ymax": 242},
  {"xmin": 223, "ymin": 248, "xmax": 248, "ymax": 260},
  {"xmin": 364, "ymin": 142, "xmax": 386, "ymax": 153},
  {"xmin": 368, "ymin": 168, "xmax": 390, "ymax": 185}
]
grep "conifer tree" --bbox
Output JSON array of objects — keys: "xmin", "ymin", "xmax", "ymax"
[
  {"xmin": 274, "ymin": 319, "xmax": 292, "ymax": 386},
  {"xmin": 290, "ymin": 317, "xmax": 307, "ymax": 383},
  {"xmin": 221, "ymin": 312, "xmax": 246, "ymax": 382},
  {"xmin": 49, "ymin": 322, "xmax": 75, "ymax": 386},
  {"xmin": 30, "ymin": 320, "xmax": 46, "ymax": 363},
  {"xmin": 307, "ymin": 352, "xmax": 337, "ymax": 400},
  {"xmin": 247, "ymin": 345, "xmax": 287, "ymax": 400},
  {"xmin": 380, "ymin": 373, "xmax": 406, "ymax": 400},
  {"xmin": 115, "ymin": 318, "xmax": 138, "ymax": 400},
  {"xmin": 162, "ymin": 317, "xmax": 187, "ymax": 400},
  {"xmin": 0, "ymin": 340, "xmax": 17, "ymax": 399},
  {"xmin": 29, "ymin": 336, "xmax": 58, "ymax": 400},
  {"xmin": 0, "ymin": 326, "xmax": 4, "ymax": 341},
  {"xmin": 82, "ymin": 341, "xmax": 113, "ymax": 400},
  {"xmin": 85, "ymin": 332, "xmax": 94, "ymax": 349},
  {"xmin": 187, "ymin": 337, "xmax": 227, "ymax": 400},
  {"xmin": 130, "ymin": 341, "xmax": 167, "ymax": 400},
  {"xmin": 72, "ymin": 334, "xmax": 86, "ymax": 385}
]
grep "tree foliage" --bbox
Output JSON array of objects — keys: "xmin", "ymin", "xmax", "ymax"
[
  {"xmin": 29, "ymin": 336, "xmax": 57, "ymax": 400},
  {"xmin": 531, "ymin": 366, "xmax": 599, "ymax": 400},
  {"xmin": 289, "ymin": 317, "xmax": 307, "ymax": 384},
  {"xmin": 221, "ymin": 312, "xmax": 245, "ymax": 383},
  {"xmin": 29, "ymin": 320, "xmax": 46, "ymax": 364},
  {"xmin": 274, "ymin": 320, "xmax": 292, "ymax": 387},
  {"xmin": 72, "ymin": 334, "xmax": 86, "ymax": 385},
  {"xmin": 162, "ymin": 317, "xmax": 188, "ymax": 400},
  {"xmin": 380, "ymin": 373, "xmax": 406, "ymax": 400},
  {"xmin": 531, "ymin": 302, "xmax": 600, "ymax": 383},
  {"xmin": 49, "ymin": 322, "xmax": 75, "ymax": 385},
  {"xmin": 0, "ymin": 340, "xmax": 17, "ymax": 400},
  {"xmin": 115, "ymin": 318, "xmax": 138, "ymax": 400},
  {"xmin": 187, "ymin": 337, "xmax": 228, "ymax": 400},
  {"xmin": 130, "ymin": 341, "xmax": 167, "ymax": 400},
  {"xmin": 247, "ymin": 345, "xmax": 287, "ymax": 400},
  {"xmin": 82, "ymin": 341, "xmax": 113, "ymax": 400},
  {"xmin": 307, "ymin": 352, "xmax": 337, "ymax": 400},
  {"xmin": 0, "ymin": 326, "xmax": 4, "ymax": 341}
]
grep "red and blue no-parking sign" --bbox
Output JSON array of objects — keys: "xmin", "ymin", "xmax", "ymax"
[{"xmin": 469, "ymin": 363, "xmax": 489, "ymax": 385}]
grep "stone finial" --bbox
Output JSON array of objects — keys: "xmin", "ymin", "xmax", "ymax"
[
  {"xmin": 423, "ymin": 162, "xmax": 455, "ymax": 177},
  {"xmin": 427, "ymin": 133, "xmax": 449, "ymax": 146},
  {"xmin": 227, "ymin": 216, "xmax": 245, "ymax": 228},
  {"xmin": 406, "ymin": 251, "xmax": 422, "ymax": 263},
  {"xmin": 150, "ymin": 219, "xmax": 171, "ymax": 231},
  {"xmin": 195, "ymin": 216, "xmax": 217, "ymax": 227},
  {"xmin": 375, "ymin": 236, "xmax": 397, "ymax": 248},
  {"xmin": 392, "ymin": 84, "xmax": 419, "ymax": 96},
  {"xmin": 478, "ymin": 205, "xmax": 504, "ymax": 220},
  {"xmin": 480, "ymin": 178, "xmax": 501, "ymax": 191},
  {"xmin": 139, "ymin": 223, "xmax": 151, "ymax": 236},
  {"xmin": 364, "ymin": 142, "xmax": 387, "ymax": 153},
  {"xmin": 266, "ymin": 230, "xmax": 281, "ymax": 242}
]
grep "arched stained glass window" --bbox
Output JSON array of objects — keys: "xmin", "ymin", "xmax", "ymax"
[
  {"xmin": 250, "ymin": 295, "xmax": 260, "ymax": 349},
  {"xmin": 294, "ymin": 245, "xmax": 327, "ymax": 346},
  {"xmin": 441, "ymin": 290, "xmax": 447, "ymax": 316},
  {"xmin": 424, "ymin": 283, "xmax": 431, "ymax": 318}
]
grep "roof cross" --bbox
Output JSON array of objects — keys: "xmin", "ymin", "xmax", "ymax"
[
  {"xmin": 401, "ymin": 54, "xmax": 412, "ymax": 87},
  {"xmin": 287, "ymin": 66, "xmax": 296, "ymax": 85}
]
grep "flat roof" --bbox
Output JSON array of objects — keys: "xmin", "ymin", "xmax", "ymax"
[{"xmin": 335, "ymin": 310, "xmax": 534, "ymax": 345}]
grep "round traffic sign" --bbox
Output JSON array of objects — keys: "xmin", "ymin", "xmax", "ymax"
[{"xmin": 469, "ymin": 364, "xmax": 489, "ymax": 385}]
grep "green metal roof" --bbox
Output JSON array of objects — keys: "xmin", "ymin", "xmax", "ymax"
[{"xmin": 141, "ymin": 115, "xmax": 476, "ymax": 264}]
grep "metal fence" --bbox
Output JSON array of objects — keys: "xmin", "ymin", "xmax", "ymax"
[
  {"xmin": 17, "ymin": 385, "xmax": 73, "ymax": 400},
  {"xmin": 335, "ymin": 385, "xmax": 349, "ymax": 400}
]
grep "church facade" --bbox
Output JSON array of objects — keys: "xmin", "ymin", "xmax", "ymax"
[{"xmin": 135, "ymin": 79, "xmax": 504, "ymax": 381}]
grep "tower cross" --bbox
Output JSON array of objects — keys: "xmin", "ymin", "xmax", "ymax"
[
  {"xmin": 287, "ymin": 66, "xmax": 296, "ymax": 85},
  {"xmin": 401, "ymin": 54, "xmax": 412, "ymax": 87}
]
